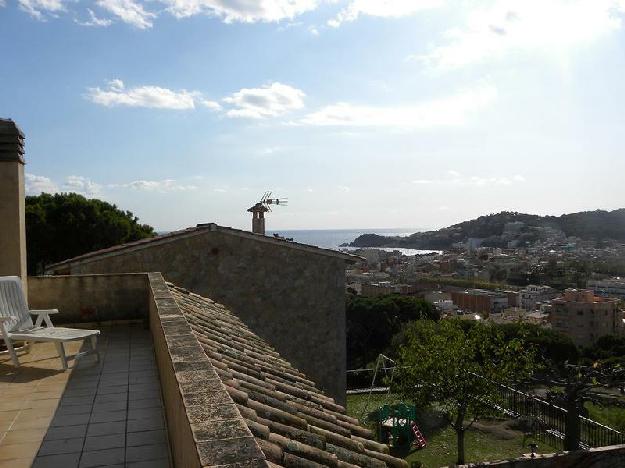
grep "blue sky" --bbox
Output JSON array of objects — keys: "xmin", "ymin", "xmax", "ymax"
[{"xmin": 2, "ymin": 0, "xmax": 625, "ymax": 231}]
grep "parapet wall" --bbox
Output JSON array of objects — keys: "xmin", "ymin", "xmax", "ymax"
[
  {"xmin": 28, "ymin": 273, "xmax": 149, "ymax": 323},
  {"xmin": 469, "ymin": 444, "xmax": 625, "ymax": 468},
  {"xmin": 147, "ymin": 272, "xmax": 267, "ymax": 467}
]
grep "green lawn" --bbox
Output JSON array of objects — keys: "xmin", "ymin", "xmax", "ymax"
[
  {"xmin": 402, "ymin": 425, "xmax": 546, "ymax": 468},
  {"xmin": 346, "ymin": 393, "xmax": 555, "ymax": 468},
  {"xmin": 585, "ymin": 402, "xmax": 625, "ymax": 433}
]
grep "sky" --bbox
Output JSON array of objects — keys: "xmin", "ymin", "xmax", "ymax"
[{"xmin": 2, "ymin": 0, "xmax": 625, "ymax": 232}]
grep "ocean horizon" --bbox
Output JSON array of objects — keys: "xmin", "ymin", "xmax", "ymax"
[{"xmin": 267, "ymin": 227, "xmax": 424, "ymax": 250}]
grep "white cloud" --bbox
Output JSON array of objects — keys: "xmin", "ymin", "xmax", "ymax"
[
  {"xmin": 199, "ymin": 99, "xmax": 222, "ymax": 110},
  {"xmin": 119, "ymin": 179, "xmax": 198, "ymax": 192},
  {"xmin": 0, "ymin": 0, "xmax": 6, "ymax": 7},
  {"xmin": 25, "ymin": 174, "xmax": 59, "ymax": 195},
  {"xmin": 76, "ymin": 8, "xmax": 113, "ymax": 27},
  {"xmin": 411, "ymin": 171, "xmax": 527, "ymax": 187},
  {"xmin": 63, "ymin": 175, "xmax": 102, "ymax": 197},
  {"xmin": 301, "ymin": 84, "xmax": 496, "ymax": 127},
  {"xmin": 328, "ymin": 0, "xmax": 443, "ymax": 27},
  {"xmin": 97, "ymin": 0, "xmax": 155, "ymax": 29},
  {"xmin": 87, "ymin": 79, "xmax": 198, "ymax": 109},
  {"xmin": 223, "ymin": 82, "xmax": 305, "ymax": 119},
  {"xmin": 419, "ymin": 0, "xmax": 625, "ymax": 69},
  {"xmin": 160, "ymin": 0, "xmax": 318, "ymax": 22},
  {"xmin": 18, "ymin": 0, "xmax": 65, "ymax": 20}
]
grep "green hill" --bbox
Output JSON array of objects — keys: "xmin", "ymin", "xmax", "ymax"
[{"xmin": 348, "ymin": 209, "xmax": 625, "ymax": 249}]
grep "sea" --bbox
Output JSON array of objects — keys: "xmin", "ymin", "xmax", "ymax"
[{"xmin": 266, "ymin": 228, "xmax": 441, "ymax": 256}]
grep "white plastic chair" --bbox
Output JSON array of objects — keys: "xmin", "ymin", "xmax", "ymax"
[{"xmin": 0, "ymin": 276, "xmax": 100, "ymax": 369}]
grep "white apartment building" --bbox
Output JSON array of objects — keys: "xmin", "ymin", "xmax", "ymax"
[
  {"xmin": 520, "ymin": 284, "xmax": 559, "ymax": 310},
  {"xmin": 588, "ymin": 277, "xmax": 625, "ymax": 300}
]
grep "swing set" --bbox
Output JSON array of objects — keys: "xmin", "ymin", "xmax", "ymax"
[{"xmin": 355, "ymin": 354, "xmax": 427, "ymax": 450}]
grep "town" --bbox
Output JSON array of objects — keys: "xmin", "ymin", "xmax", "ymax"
[{"xmin": 346, "ymin": 225, "xmax": 625, "ymax": 347}]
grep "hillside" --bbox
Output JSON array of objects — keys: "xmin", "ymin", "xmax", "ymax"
[{"xmin": 347, "ymin": 209, "xmax": 625, "ymax": 249}]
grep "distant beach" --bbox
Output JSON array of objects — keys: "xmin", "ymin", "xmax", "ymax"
[{"xmin": 267, "ymin": 228, "xmax": 440, "ymax": 256}]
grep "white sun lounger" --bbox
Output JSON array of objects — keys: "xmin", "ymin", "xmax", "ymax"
[{"xmin": 0, "ymin": 276, "xmax": 100, "ymax": 369}]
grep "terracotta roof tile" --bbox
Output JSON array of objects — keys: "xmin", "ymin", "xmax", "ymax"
[{"xmin": 169, "ymin": 284, "xmax": 407, "ymax": 468}]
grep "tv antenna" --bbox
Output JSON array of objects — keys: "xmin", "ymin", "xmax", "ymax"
[{"xmin": 247, "ymin": 191, "xmax": 288, "ymax": 235}]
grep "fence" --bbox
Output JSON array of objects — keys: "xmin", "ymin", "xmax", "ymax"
[
  {"xmin": 347, "ymin": 366, "xmax": 625, "ymax": 449},
  {"xmin": 497, "ymin": 383, "xmax": 625, "ymax": 449}
]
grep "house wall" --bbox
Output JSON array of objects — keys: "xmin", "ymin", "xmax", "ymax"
[
  {"xmin": 0, "ymin": 160, "xmax": 27, "ymax": 289},
  {"xmin": 55, "ymin": 230, "xmax": 348, "ymax": 405},
  {"xmin": 28, "ymin": 273, "xmax": 150, "ymax": 323}
]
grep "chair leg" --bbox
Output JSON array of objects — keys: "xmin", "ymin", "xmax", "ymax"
[
  {"xmin": 0, "ymin": 323, "xmax": 19, "ymax": 367},
  {"xmin": 90, "ymin": 335, "xmax": 100, "ymax": 363},
  {"xmin": 55, "ymin": 342, "xmax": 68, "ymax": 370},
  {"xmin": 4, "ymin": 338, "xmax": 20, "ymax": 367}
]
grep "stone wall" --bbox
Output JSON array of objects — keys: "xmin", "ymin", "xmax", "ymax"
[
  {"xmin": 57, "ymin": 229, "xmax": 348, "ymax": 404},
  {"xmin": 28, "ymin": 274, "xmax": 149, "ymax": 323},
  {"xmin": 147, "ymin": 272, "xmax": 267, "ymax": 468},
  {"xmin": 469, "ymin": 444, "xmax": 625, "ymax": 468}
]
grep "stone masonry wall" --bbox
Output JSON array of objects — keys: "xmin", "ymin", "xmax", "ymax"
[
  {"xmin": 468, "ymin": 443, "xmax": 625, "ymax": 468},
  {"xmin": 28, "ymin": 273, "xmax": 149, "ymax": 323},
  {"xmin": 64, "ymin": 230, "xmax": 348, "ymax": 405}
]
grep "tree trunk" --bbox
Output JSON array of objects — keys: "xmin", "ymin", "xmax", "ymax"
[
  {"xmin": 455, "ymin": 407, "xmax": 467, "ymax": 465},
  {"xmin": 456, "ymin": 427, "xmax": 466, "ymax": 465},
  {"xmin": 564, "ymin": 397, "xmax": 581, "ymax": 451}
]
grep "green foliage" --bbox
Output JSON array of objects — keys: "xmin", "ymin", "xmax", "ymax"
[
  {"xmin": 581, "ymin": 335, "xmax": 625, "ymax": 368},
  {"xmin": 349, "ymin": 209, "xmax": 625, "ymax": 249},
  {"xmin": 346, "ymin": 294, "xmax": 438, "ymax": 369},
  {"xmin": 495, "ymin": 322, "xmax": 579, "ymax": 367},
  {"xmin": 26, "ymin": 193, "xmax": 155, "ymax": 274},
  {"xmin": 394, "ymin": 319, "xmax": 536, "ymax": 464}
]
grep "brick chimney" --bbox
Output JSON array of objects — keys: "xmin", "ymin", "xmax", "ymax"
[
  {"xmin": 247, "ymin": 202, "xmax": 268, "ymax": 235},
  {"xmin": 0, "ymin": 119, "xmax": 27, "ymax": 288}
]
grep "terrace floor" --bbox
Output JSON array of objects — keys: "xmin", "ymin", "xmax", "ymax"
[{"xmin": 0, "ymin": 323, "xmax": 171, "ymax": 468}]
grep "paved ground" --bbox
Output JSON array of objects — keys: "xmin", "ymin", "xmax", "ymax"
[{"xmin": 0, "ymin": 323, "xmax": 171, "ymax": 468}]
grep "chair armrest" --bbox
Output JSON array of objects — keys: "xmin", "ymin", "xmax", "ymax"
[
  {"xmin": 29, "ymin": 310, "xmax": 58, "ymax": 328},
  {"xmin": 0, "ymin": 316, "xmax": 16, "ymax": 322},
  {"xmin": 29, "ymin": 309, "xmax": 59, "ymax": 315}
]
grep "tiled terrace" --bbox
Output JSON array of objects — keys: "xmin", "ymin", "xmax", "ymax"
[{"xmin": 0, "ymin": 323, "xmax": 171, "ymax": 468}]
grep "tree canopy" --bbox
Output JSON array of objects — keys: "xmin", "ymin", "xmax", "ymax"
[
  {"xmin": 26, "ymin": 193, "xmax": 155, "ymax": 274},
  {"xmin": 394, "ymin": 319, "xmax": 536, "ymax": 465},
  {"xmin": 346, "ymin": 294, "xmax": 438, "ymax": 370}
]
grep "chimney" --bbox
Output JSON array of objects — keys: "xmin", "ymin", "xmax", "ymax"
[
  {"xmin": 0, "ymin": 119, "xmax": 27, "ymax": 288},
  {"xmin": 247, "ymin": 202, "xmax": 268, "ymax": 235}
]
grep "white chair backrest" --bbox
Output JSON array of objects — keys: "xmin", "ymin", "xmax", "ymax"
[{"xmin": 0, "ymin": 276, "xmax": 34, "ymax": 332}]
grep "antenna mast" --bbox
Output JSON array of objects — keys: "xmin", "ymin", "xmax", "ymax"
[{"xmin": 247, "ymin": 192, "xmax": 288, "ymax": 235}]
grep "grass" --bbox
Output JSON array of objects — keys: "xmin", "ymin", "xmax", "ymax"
[
  {"xmin": 401, "ymin": 425, "xmax": 546, "ymax": 468},
  {"xmin": 585, "ymin": 402, "xmax": 625, "ymax": 433},
  {"xmin": 346, "ymin": 393, "xmax": 555, "ymax": 468}
]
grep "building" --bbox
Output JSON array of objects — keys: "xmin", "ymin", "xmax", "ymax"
[
  {"xmin": 450, "ymin": 289, "xmax": 509, "ymax": 315},
  {"xmin": 519, "ymin": 284, "xmax": 559, "ymax": 310},
  {"xmin": 360, "ymin": 282, "xmax": 415, "ymax": 297},
  {"xmin": 550, "ymin": 289, "xmax": 624, "ymax": 347},
  {"xmin": 46, "ymin": 223, "xmax": 356, "ymax": 404},
  {"xmin": 588, "ymin": 277, "xmax": 625, "ymax": 300}
]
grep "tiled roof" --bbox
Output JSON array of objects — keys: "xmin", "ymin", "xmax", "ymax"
[
  {"xmin": 48, "ymin": 223, "xmax": 358, "ymax": 270},
  {"xmin": 169, "ymin": 284, "xmax": 408, "ymax": 468}
]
